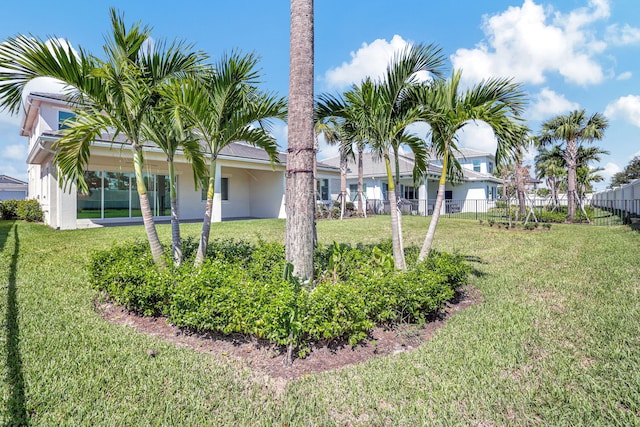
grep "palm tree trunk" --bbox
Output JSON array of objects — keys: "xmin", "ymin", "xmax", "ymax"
[
  {"xmin": 133, "ymin": 145, "xmax": 166, "ymax": 268},
  {"xmin": 340, "ymin": 146, "xmax": 347, "ymax": 219},
  {"xmin": 566, "ymin": 139, "xmax": 578, "ymax": 222},
  {"xmin": 286, "ymin": 0, "xmax": 315, "ymax": 285},
  {"xmin": 357, "ymin": 144, "xmax": 364, "ymax": 216},
  {"xmin": 194, "ymin": 161, "xmax": 216, "ymax": 267},
  {"xmin": 419, "ymin": 148, "xmax": 448, "ymax": 261},
  {"xmin": 385, "ymin": 154, "xmax": 405, "ymax": 270},
  {"xmin": 168, "ymin": 159, "xmax": 182, "ymax": 266}
]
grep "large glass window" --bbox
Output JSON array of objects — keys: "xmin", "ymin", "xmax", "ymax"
[
  {"xmin": 78, "ymin": 170, "xmax": 171, "ymax": 219},
  {"xmin": 77, "ymin": 171, "xmax": 103, "ymax": 219},
  {"xmin": 104, "ymin": 172, "xmax": 131, "ymax": 218}
]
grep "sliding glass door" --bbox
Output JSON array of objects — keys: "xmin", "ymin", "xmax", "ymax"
[{"xmin": 77, "ymin": 171, "xmax": 172, "ymax": 219}]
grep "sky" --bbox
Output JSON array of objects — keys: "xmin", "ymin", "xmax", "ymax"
[{"xmin": 1, "ymin": 0, "xmax": 639, "ymax": 191}]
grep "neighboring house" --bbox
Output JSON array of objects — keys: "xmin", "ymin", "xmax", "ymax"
[
  {"xmin": 321, "ymin": 148, "xmax": 501, "ymax": 215},
  {"xmin": 0, "ymin": 174, "xmax": 28, "ymax": 200},
  {"xmin": 21, "ymin": 92, "xmax": 339, "ymax": 229}
]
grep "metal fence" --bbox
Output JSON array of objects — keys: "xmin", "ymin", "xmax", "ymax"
[{"xmin": 361, "ymin": 197, "xmax": 639, "ymax": 226}]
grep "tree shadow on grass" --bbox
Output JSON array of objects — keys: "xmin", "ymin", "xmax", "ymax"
[
  {"xmin": 2, "ymin": 222, "xmax": 29, "ymax": 425},
  {"xmin": 463, "ymin": 255, "xmax": 487, "ymax": 279}
]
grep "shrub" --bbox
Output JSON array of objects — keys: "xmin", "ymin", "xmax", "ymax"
[
  {"xmin": 0, "ymin": 199, "xmax": 19, "ymax": 219},
  {"xmin": 89, "ymin": 241, "xmax": 172, "ymax": 316},
  {"xmin": 89, "ymin": 239, "xmax": 470, "ymax": 356},
  {"xmin": 16, "ymin": 199, "xmax": 44, "ymax": 222},
  {"xmin": 0, "ymin": 199, "xmax": 44, "ymax": 222}
]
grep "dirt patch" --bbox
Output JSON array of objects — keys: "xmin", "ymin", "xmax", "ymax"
[{"xmin": 96, "ymin": 285, "xmax": 482, "ymax": 380}]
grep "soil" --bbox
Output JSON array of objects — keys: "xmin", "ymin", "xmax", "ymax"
[{"xmin": 96, "ymin": 285, "xmax": 482, "ymax": 381}]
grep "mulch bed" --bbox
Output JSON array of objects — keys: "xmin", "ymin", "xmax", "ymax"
[{"xmin": 96, "ymin": 285, "xmax": 482, "ymax": 380}]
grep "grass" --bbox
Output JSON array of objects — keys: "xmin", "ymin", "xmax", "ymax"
[{"xmin": 1, "ymin": 216, "xmax": 639, "ymax": 425}]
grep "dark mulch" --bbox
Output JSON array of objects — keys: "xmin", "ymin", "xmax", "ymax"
[{"xmin": 96, "ymin": 285, "xmax": 482, "ymax": 380}]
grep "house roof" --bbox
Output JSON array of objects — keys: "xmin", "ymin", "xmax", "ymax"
[
  {"xmin": 321, "ymin": 151, "xmax": 500, "ymax": 183},
  {"xmin": 0, "ymin": 175, "xmax": 27, "ymax": 185},
  {"xmin": 37, "ymin": 129, "xmax": 338, "ymax": 172}
]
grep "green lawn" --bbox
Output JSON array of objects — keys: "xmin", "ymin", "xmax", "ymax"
[{"xmin": 1, "ymin": 217, "xmax": 639, "ymax": 425}]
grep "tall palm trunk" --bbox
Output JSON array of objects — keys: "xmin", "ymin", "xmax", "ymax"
[
  {"xmin": 168, "ymin": 159, "xmax": 182, "ymax": 266},
  {"xmin": 133, "ymin": 145, "xmax": 166, "ymax": 268},
  {"xmin": 385, "ymin": 153, "xmax": 406, "ymax": 270},
  {"xmin": 286, "ymin": 0, "xmax": 315, "ymax": 281},
  {"xmin": 195, "ymin": 160, "xmax": 217, "ymax": 267},
  {"xmin": 357, "ymin": 143, "xmax": 364, "ymax": 216},
  {"xmin": 419, "ymin": 145, "xmax": 448, "ymax": 261},
  {"xmin": 515, "ymin": 156, "xmax": 526, "ymax": 218},
  {"xmin": 565, "ymin": 138, "xmax": 578, "ymax": 222},
  {"xmin": 339, "ymin": 146, "xmax": 347, "ymax": 219}
]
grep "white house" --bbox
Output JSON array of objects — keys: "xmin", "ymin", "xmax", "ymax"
[
  {"xmin": 21, "ymin": 92, "xmax": 339, "ymax": 229},
  {"xmin": 0, "ymin": 175, "xmax": 28, "ymax": 200},
  {"xmin": 321, "ymin": 148, "xmax": 501, "ymax": 215}
]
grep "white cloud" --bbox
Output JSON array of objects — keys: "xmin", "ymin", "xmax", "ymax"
[
  {"xmin": 451, "ymin": 0, "xmax": 608, "ymax": 86},
  {"xmin": 529, "ymin": 88, "xmax": 580, "ymax": 120},
  {"xmin": 322, "ymin": 35, "xmax": 409, "ymax": 90},
  {"xmin": 0, "ymin": 110, "xmax": 21, "ymax": 127},
  {"xmin": 617, "ymin": 71, "xmax": 632, "ymax": 80},
  {"xmin": 606, "ymin": 24, "xmax": 640, "ymax": 46},
  {"xmin": 270, "ymin": 122, "xmax": 288, "ymax": 152},
  {"xmin": 456, "ymin": 121, "xmax": 498, "ymax": 154},
  {"xmin": 604, "ymin": 95, "xmax": 640, "ymax": 127},
  {"xmin": 601, "ymin": 161, "xmax": 621, "ymax": 183},
  {"xmin": 4, "ymin": 144, "xmax": 27, "ymax": 161}
]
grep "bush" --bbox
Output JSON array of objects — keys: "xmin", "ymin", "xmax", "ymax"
[
  {"xmin": 16, "ymin": 199, "xmax": 44, "ymax": 222},
  {"xmin": 89, "ymin": 239, "xmax": 470, "ymax": 356},
  {"xmin": 89, "ymin": 241, "xmax": 173, "ymax": 316},
  {"xmin": 0, "ymin": 199, "xmax": 44, "ymax": 222},
  {"xmin": 0, "ymin": 199, "xmax": 19, "ymax": 219}
]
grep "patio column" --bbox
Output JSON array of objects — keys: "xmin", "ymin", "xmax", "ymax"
[
  {"xmin": 418, "ymin": 179, "xmax": 428, "ymax": 216},
  {"xmin": 212, "ymin": 163, "xmax": 222, "ymax": 222}
]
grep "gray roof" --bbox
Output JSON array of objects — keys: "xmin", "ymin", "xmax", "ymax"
[
  {"xmin": 41, "ymin": 130, "xmax": 338, "ymax": 170},
  {"xmin": 0, "ymin": 175, "xmax": 27, "ymax": 185},
  {"xmin": 321, "ymin": 151, "xmax": 500, "ymax": 183}
]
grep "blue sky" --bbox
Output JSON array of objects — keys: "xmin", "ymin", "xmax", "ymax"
[{"xmin": 1, "ymin": 0, "xmax": 639, "ymax": 191}]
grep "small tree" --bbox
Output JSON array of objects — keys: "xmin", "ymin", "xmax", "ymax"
[{"xmin": 537, "ymin": 110, "xmax": 608, "ymax": 222}]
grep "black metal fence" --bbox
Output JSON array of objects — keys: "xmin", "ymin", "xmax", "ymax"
[{"xmin": 361, "ymin": 197, "xmax": 640, "ymax": 226}]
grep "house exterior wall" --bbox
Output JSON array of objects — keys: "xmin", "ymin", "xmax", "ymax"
[{"xmin": 20, "ymin": 94, "xmax": 338, "ymax": 230}]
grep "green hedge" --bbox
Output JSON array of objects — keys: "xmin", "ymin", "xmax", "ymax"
[
  {"xmin": 0, "ymin": 199, "xmax": 43, "ymax": 222},
  {"xmin": 89, "ymin": 239, "xmax": 469, "ymax": 355}
]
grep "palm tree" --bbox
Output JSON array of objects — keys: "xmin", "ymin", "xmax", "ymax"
[
  {"xmin": 0, "ymin": 9, "xmax": 204, "ymax": 267},
  {"xmin": 142, "ymin": 98, "xmax": 207, "ymax": 266},
  {"xmin": 317, "ymin": 43, "xmax": 445, "ymax": 270},
  {"xmin": 287, "ymin": 0, "xmax": 316, "ymax": 281},
  {"xmin": 314, "ymin": 116, "xmax": 355, "ymax": 219},
  {"xmin": 414, "ymin": 70, "xmax": 527, "ymax": 260},
  {"xmin": 537, "ymin": 110, "xmax": 608, "ymax": 222},
  {"xmin": 534, "ymin": 145, "xmax": 565, "ymax": 209},
  {"xmin": 166, "ymin": 54, "xmax": 287, "ymax": 267}
]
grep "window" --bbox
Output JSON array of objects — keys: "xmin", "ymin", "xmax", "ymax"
[
  {"xmin": 349, "ymin": 183, "xmax": 366, "ymax": 201},
  {"xmin": 404, "ymin": 185, "xmax": 415, "ymax": 200},
  {"xmin": 317, "ymin": 179, "xmax": 329, "ymax": 201},
  {"xmin": 473, "ymin": 160, "xmax": 481, "ymax": 173},
  {"xmin": 382, "ymin": 182, "xmax": 389, "ymax": 200},
  {"xmin": 201, "ymin": 177, "xmax": 229, "ymax": 201},
  {"xmin": 488, "ymin": 162, "xmax": 494, "ymax": 174},
  {"xmin": 221, "ymin": 177, "xmax": 228, "ymax": 201},
  {"xmin": 58, "ymin": 111, "xmax": 76, "ymax": 130},
  {"xmin": 77, "ymin": 171, "xmax": 170, "ymax": 219}
]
